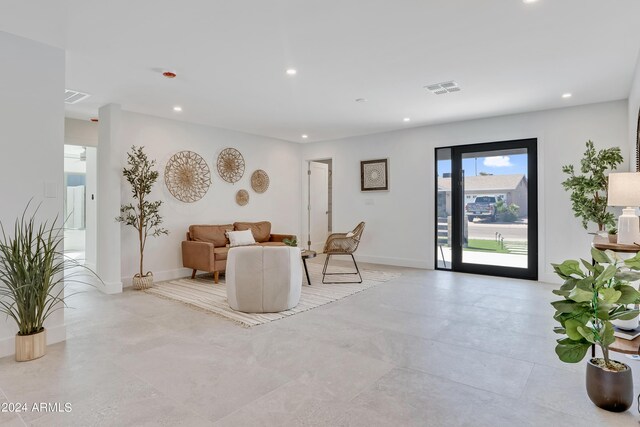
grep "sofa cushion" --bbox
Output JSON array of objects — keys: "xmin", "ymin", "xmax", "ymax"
[
  {"xmin": 189, "ymin": 224, "xmax": 233, "ymax": 247},
  {"xmin": 213, "ymin": 247, "xmax": 229, "ymax": 261},
  {"xmin": 234, "ymin": 221, "xmax": 272, "ymax": 243},
  {"xmin": 227, "ymin": 230, "xmax": 257, "ymax": 247}
]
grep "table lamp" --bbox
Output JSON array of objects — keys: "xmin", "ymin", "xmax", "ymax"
[{"xmin": 607, "ymin": 172, "xmax": 640, "ymax": 245}]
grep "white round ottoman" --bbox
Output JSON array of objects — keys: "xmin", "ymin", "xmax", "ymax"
[{"xmin": 226, "ymin": 246, "xmax": 302, "ymax": 313}]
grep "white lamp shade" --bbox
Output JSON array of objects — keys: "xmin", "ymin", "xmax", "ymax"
[{"xmin": 607, "ymin": 172, "xmax": 640, "ymax": 207}]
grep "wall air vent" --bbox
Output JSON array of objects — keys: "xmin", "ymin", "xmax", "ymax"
[
  {"xmin": 65, "ymin": 89, "xmax": 91, "ymax": 104},
  {"xmin": 424, "ymin": 81, "xmax": 460, "ymax": 95}
]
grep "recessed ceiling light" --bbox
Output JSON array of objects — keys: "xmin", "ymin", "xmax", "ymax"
[
  {"xmin": 301, "ymin": 134, "xmax": 308, "ymax": 139},
  {"xmin": 403, "ymin": 118, "xmax": 411, "ymax": 122},
  {"xmin": 562, "ymin": 93, "xmax": 572, "ymax": 99},
  {"xmin": 355, "ymin": 98, "xmax": 367, "ymax": 103},
  {"xmin": 523, "ymin": 0, "xmax": 538, "ymax": 4},
  {"xmin": 173, "ymin": 106, "xmax": 182, "ymax": 112},
  {"xmin": 286, "ymin": 69, "xmax": 297, "ymax": 76}
]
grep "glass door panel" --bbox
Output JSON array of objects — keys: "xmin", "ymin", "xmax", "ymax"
[
  {"xmin": 436, "ymin": 148, "xmax": 452, "ymax": 269},
  {"xmin": 461, "ymin": 148, "xmax": 529, "ymax": 269},
  {"xmin": 435, "ymin": 139, "xmax": 537, "ymax": 280}
]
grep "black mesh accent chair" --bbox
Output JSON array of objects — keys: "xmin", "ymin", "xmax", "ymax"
[{"xmin": 322, "ymin": 222, "xmax": 365, "ymax": 284}]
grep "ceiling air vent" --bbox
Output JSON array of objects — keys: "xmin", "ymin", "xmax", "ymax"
[
  {"xmin": 65, "ymin": 89, "xmax": 91, "ymax": 104},
  {"xmin": 425, "ymin": 81, "xmax": 460, "ymax": 95}
]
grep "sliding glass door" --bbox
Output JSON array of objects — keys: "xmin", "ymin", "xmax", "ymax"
[{"xmin": 435, "ymin": 139, "xmax": 538, "ymax": 280}]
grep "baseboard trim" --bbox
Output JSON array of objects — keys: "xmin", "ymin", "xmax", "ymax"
[
  {"xmin": 353, "ymin": 254, "xmax": 429, "ymax": 269},
  {"xmin": 0, "ymin": 324, "xmax": 66, "ymax": 359},
  {"xmin": 121, "ymin": 267, "xmax": 192, "ymax": 288},
  {"xmin": 101, "ymin": 281, "xmax": 123, "ymax": 294},
  {"xmin": 539, "ymin": 272, "xmax": 561, "ymax": 285}
]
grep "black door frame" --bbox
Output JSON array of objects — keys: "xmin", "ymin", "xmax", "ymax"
[{"xmin": 435, "ymin": 138, "xmax": 538, "ymax": 280}]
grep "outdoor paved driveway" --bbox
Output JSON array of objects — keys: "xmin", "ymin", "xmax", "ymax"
[{"xmin": 468, "ymin": 221, "xmax": 527, "ymax": 241}]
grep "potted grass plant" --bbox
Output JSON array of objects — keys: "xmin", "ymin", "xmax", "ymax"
[
  {"xmin": 0, "ymin": 204, "xmax": 97, "ymax": 362},
  {"xmin": 551, "ymin": 248, "xmax": 640, "ymax": 411},
  {"xmin": 116, "ymin": 146, "xmax": 168, "ymax": 290}
]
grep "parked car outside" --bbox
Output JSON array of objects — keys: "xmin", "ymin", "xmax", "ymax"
[{"xmin": 465, "ymin": 196, "xmax": 497, "ymax": 222}]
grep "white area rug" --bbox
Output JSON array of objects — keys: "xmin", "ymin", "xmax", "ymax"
[{"xmin": 145, "ymin": 262, "xmax": 401, "ymax": 327}]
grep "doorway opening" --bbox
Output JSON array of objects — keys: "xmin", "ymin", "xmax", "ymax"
[
  {"xmin": 63, "ymin": 144, "xmax": 97, "ymax": 266},
  {"xmin": 307, "ymin": 159, "xmax": 332, "ymax": 252},
  {"xmin": 435, "ymin": 138, "xmax": 538, "ymax": 280}
]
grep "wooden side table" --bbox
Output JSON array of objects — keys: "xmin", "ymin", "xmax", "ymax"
[
  {"xmin": 591, "ymin": 235, "xmax": 640, "ymax": 355},
  {"xmin": 592, "ymin": 234, "xmax": 640, "ymax": 253},
  {"xmin": 608, "ymin": 336, "xmax": 640, "ymax": 355}
]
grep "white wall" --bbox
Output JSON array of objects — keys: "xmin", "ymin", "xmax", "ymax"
[
  {"xmin": 117, "ymin": 111, "xmax": 302, "ymax": 285},
  {"xmin": 629, "ymin": 55, "xmax": 640, "ymax": 165},
  {"xmin": 301, "ymin": 100, "xmax": 629, "ymax": 283},
  {"xmin": 0, "ymin": 32, "xmax": 65, "ymax": 357},
  {"xmin": 65, "ymin": 118, "xmax": 98, "ymax": 147}
]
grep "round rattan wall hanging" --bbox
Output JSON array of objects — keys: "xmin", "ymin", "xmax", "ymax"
[
  {"xmin": 217, "ymin": 148, "xmax": 245, "ymax": 184},
  {"xmin": 236, "ymin": 189, "xmax": 249, "ymax": 206},
  {"xmin": 164, "ymin": 151, "xmax": 211, "ymax": 202},
  {"xmin": 250, "ymin": 169, "xmax": 270, "ymax": 194}
]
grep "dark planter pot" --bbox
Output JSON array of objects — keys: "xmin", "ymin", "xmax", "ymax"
[{"xmin": 586, "ymin": 358, "xmax": 633, "ymax": 412}]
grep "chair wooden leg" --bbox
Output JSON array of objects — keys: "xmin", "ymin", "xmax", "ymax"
[
  {"xmin": 214, "ymin": 271, "xmax": 219, "ymax": 284},
  {"xmin": 191, "ymin": 269, "xmax": 197, "ymax": 279}
]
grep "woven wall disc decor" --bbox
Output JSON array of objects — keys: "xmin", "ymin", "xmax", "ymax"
[
  {"xmin": 217, "ymin": 148, "xmax": 245, "ymax": 184},
  {"xmin": 236, "ymin": 189, "xmax": 249, "ymax": 206},
  {"xmin": 250, "ymin": 169, "xmax": 270, "ymax": 193},
  {"xmin": 165, "ymin": 151, "xmax": 211, "ymax": 202}
]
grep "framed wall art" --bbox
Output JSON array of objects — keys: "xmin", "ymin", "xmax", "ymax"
[{"xmin": 360, "ymin": 158, "xmax": 389, "ymax": 191}]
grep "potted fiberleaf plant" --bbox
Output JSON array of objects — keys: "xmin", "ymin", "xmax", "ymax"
[
  {"xmin": 116, "ymin": 146, "xmax": 168, "ymax": 290},
  {"xmin": 551, "ymin": 248, "xmax": 640, "ymax": 412},
  {"xmin": 561, "ymin": 140, "xmax": 623, "ymax": 232},
  {"xmin": 0, "ymin": 204, "xmax": 98, "ymax": 362}
]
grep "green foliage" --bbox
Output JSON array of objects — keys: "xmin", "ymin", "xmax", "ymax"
[
  {"xmin": 608, "ymin": 228, "xmax": 617, "ymax": 235},
  {"xmin": 116, "ymin": 146, "xmax": 168, "ymax": 277},
  {"xmin": 0, "ymin": 203, "xmax": 97, "ymax": 336},
  {"xmin": 283, "ymin": 237, "xmax": 298, "ymax": 247},
  {"xmin": 495, "ymin": 199, "xmax": 520, "ymax": 222},
  {"xmin": 561, "ymin": 140, "xmax": 623, "ymax": 231},
  {"xmin": 551, "ymin": 248, "xmax": 640, "ymax": 369}
]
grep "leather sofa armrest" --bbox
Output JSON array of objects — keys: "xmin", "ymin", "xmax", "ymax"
[
  {"xmin": 269, "ymin": 234, "xmax": 295, "ymax": 243},
  {"xmin": 182, "ymin": 240, "xmax": 215, "ymax": 271}
]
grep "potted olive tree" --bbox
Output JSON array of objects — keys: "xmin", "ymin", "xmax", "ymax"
[
  {"xmin": 0, "ymin": 204, "xmax": 97, "ymax": 361},
  {"xmin": 551, "ymin": 248, "xmax": 640, "ymax": 411},
  {"xmin": 116, "ymin": 146, "xmax": 168, "ymax": 290},
  {"xmin": 561, "ymin": 140, "xmax": 623, "ymax": 232}
]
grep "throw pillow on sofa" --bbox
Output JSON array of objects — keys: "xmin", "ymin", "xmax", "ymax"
[{"xmin": 227, "ymin": 229, "xmax": 256, "ymax": 247}]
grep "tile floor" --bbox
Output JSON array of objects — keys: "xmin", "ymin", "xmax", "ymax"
[{"xmin": 0, "ymin": 257, "xmax": 638, "ymax": 426}]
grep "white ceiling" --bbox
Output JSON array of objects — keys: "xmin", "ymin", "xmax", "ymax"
[{"xmin": 2, "ymin": 0, "xmax": 640, "ymax": 143}]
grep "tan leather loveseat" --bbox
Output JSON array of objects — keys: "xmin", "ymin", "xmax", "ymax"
[{"xmin": 182, "ymin": 221, "xmax": 294, "ymax": 283}]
